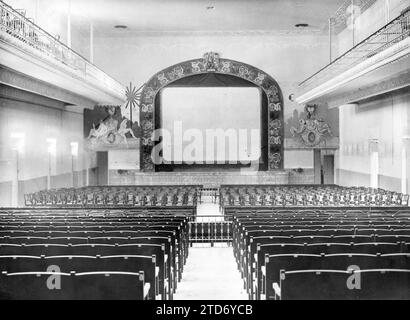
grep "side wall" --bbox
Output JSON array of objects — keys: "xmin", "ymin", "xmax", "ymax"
[
  {"xmin": 336, "ymin": 88, "xmax": 410, "ymax": 192},
  {"xmin": 0, "ymin": 85, "xmax": 96, "ymax": 206}
]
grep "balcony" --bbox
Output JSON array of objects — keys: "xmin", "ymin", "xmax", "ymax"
[
  {"xmin": 0, "ymin": 1, "xmax": 125, "ymax": 106},
  {"xmin": 297, "ymin": 2, "xmax": 410, "ymax": 106}
]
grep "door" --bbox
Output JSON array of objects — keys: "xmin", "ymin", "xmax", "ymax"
[
  {"xmin": 323, "ymin": 155, "xmax": 334, "ymax": 185},
  {"xmin": 96, "ymin": 152, "xmax": 108, "ymax": 185}
]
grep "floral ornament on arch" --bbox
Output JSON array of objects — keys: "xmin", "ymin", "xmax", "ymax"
[
  {"xmin": 191, "ymin": 61, "xmax": 202, "ymax": 73},
  {"xmin": 270, "ymin": 136, "xmax": 282, "ymax": 145},
  {"xmin": 142, "ymin": 120, "xmax": 153, "ymax": 130},
  {"xmin": 157, "ymin": 73, "xmax": 169, "ymax": 86},
  {"xmin": 220, "ymin": 61, "xmax": 232, "ymax": 73},
  {"xmin": 144, "ymin": 87, "xmax": 156, "ymax": 103},
  {"xmin": 269, "ymin": 102, "xmax": 281, "ymax": 112},
  {"xmin": 254, "ymin": 73, "xmax": 266, "ymax": 85},
  {"xmin": 167, "ymin": 66, "xmax": 184, "ymax": 80},
  {"xmin": 238, "ymin": 66, "xmax": 250, "ymax": 78},
  {"xmin": 270, "ymin": 119, "xmax": 282, "ymax": 129},
  {"xmin": 141, "ymin": 104, "xmax": 153, "ymax": 113}
]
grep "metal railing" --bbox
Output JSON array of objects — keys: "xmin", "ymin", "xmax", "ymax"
[
  {"xmin": 0, "ymin": 1, "xmax": 124, "ymax": 96},
  {"xmin": 299, "ymin": 5, "xmax": 409, "ymax": 94},
  {"xmin": 188, "ymin": 215, "xmax": 233, "ymax": 244}
]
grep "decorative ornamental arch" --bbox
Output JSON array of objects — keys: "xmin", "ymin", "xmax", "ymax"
[{"xmin": 139, "ymin": 52, "xmax": 284, "ymax": 172}]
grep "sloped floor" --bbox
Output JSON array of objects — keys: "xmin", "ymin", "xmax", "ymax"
[{"xmin": 174, "ymin": 246, "xmax": 248, "ymax": 300}]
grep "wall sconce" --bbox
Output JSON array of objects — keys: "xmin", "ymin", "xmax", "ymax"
[
  {"xmin": 402, "ymin": 136, "xmax": 410, "ymax": 149},
  {"xmin": 368, "ymin": 138, "xmax": 379, "ymax": 153},
  {"xmin": 46, "ymin": 138, "xmax": 57, "ymax": 155},
  {"xmin": 10, "ymin": 132, "xmax": 25, "ymax": 154},
  {"xmin": 70, "ymin": 142, "xmax": 78, "ymax": 157}
]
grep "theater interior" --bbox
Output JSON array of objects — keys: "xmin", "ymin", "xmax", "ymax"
[{"xmin": 0, "ymin": 0, "xmax": 409, "ymax": 301}]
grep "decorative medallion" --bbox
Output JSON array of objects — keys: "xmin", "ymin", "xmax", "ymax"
[{"xmin": 203, "ymin": 52, "xmax": 220, "ymax": 71}]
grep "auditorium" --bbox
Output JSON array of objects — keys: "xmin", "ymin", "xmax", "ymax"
[{"xmin": 0, "ymin": 0, "xmax": 409, "ymax": 301}]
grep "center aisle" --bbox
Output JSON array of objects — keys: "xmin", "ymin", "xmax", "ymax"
[
  {"xmin": 173, "ymin": 247, "xmax": 248, "ymax": 300},
  {"xmin": 173, "ymin": 189, "xmax": 247, "ymax": 300}
]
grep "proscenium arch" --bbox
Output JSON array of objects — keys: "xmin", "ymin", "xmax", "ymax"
[{"xmin": 139, "ymin": 53, "xmax": 284, "ymax": 172}]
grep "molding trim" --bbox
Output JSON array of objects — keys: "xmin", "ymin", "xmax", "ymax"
[
  {"xmin": 0, "ymin": 66, "xmax": 94, "ymax": 107},
  {"xmin": 327, "ymin": 71, "xmax": 410, "ymax": 108},
  {"xmin": 285, "ymin": 137, "xmax": 340, "ymax": 150},
  {"xmin": 95, "ymin": 28, "xmax": 325, "ymax": 38}
]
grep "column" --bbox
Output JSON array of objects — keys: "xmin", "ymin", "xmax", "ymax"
[
  {"xmin": 86, "ymin": 168, "xmax": 90, "ymax": 186},
  {"xmin": 402, "ymin": 136, "xmax": 410, "ymax": 194},
  {"xmin": 10, "ymin": 133, "xmax": 25, "ymax": 207},
  {"xmin": 70, "ymin": 142, "xmax": 78, "ymax": 188},
  {"xmin": 47, "ymin": 152, "xmax": 51, "ymax": 190},
  {"xmin": 11, "ymin": 150, "xmax": 19, "ymax": 207},
  {"xmin": 67, "ymin": 0, "xmax": 71, "ymax": 48},
  {"xmin": 90, "ymin": 21, "xmax": 94, "ymax": 63},
  {"xmin": 46, "ymin": 138, "xmax": 56, "ymax": 190},
  {"xmin": 369, "ymin": 139, "xmax": 379, "ymax": 189}
]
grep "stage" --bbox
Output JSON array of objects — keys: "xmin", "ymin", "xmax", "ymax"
[{"xmin": 108, "ymin": 170, "xmax": 290, "ymax": 188}]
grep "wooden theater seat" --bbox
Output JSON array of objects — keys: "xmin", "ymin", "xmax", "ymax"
[
  {"xmin": 277, "ymin": 269, "xmax": 410, "ymax": 300},
  {"xmin": 0, "ymin": 271, "xmax": 148, "ymax": 300}
]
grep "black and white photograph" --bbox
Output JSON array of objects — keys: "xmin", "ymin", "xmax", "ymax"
[{"xmin": 0, "ymin": 0, "xmax": 409, "ymax": 307}]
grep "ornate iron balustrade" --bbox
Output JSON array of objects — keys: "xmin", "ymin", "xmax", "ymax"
[
  {"xmin": 298, "ymin": 7, "xmax": 409, "ymax": 95},
  {"xmin": 0, "ymin": 1, "xmax": 124, "ymax": 96}
]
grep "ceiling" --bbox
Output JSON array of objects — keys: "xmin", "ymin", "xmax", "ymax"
[{"xmin": 64, "ymin": 0, "xmax": 345, "ymax": 37}]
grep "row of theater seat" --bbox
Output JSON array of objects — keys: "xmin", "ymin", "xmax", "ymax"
[
  {"xmin": 220, "ymin": 185, "xmax": 409, "ymax": 207},
  {"xmin": 24, "ymin": 186, "xmax": 201, "ymax": 207},
  {"xmin": 232, "ymin": 209, "xmax": 410, "ymax": 300},
  {"xmin": 0, "ymin": 209, "xmax": 194, "ymax": 300}
]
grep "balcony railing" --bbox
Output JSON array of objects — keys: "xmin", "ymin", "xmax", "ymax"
[
  {"xmin": 0, "ymin": 1, "xmax": 124, "ymax": 97},
  {"xmin": 298, "ymin": 6, "xmax": 409, "ymax": 95}
]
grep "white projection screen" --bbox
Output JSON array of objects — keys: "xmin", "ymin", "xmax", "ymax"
[{"xmin": 160, "ymin": 87, "xmax": 261, "ymax": 164}]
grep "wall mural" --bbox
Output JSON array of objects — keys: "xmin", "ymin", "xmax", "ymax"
[
  {"xmin": 84, "ymin": 105, "xmax": 141, "ymax": 150},
  {"xmin": 139, "ymin": 52, "xmax": 284, "ymax": 172},
  {"xmin": 289, "ymin": 104, "xmax": 333, "ymax": 147}
]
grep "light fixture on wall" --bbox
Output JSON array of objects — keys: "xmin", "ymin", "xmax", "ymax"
[
  {"xmin": 46, "ymin": 138, "xmax": 57, "ymax": 156},
  {"xmin": 295, "ymin": 23, "xmax": 309, "ymax": 28},
  {"xmin": 114, "ymin": 25, "xmax": 128, "ymax": 29},
  {"xmin": 10, "ymin": 132, "xmax": 25, "ymax": 154},
  {"xmin": 70, "ymin": 142, "xmax": 79, "ymax": 157},
  {"xmin": 70, "ymin": 142, "xmax": 79, "ymax": 188}
]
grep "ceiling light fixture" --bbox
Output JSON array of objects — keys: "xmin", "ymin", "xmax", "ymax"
[
  {"xmin": 114, "ymin": 25, "xmax": 128, "ymax": 29},
  {"xmin": 295, "ymin": 23, "xmax": 309, "ymax": 28}
]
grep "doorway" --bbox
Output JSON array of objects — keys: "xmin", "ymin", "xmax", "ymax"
[
  {"xmin": 96, "ymin": 151, "xmax": 108, "ymax": 185},
  {"xmin": 323, "ymin": 155, "xmax": 335, "ymax": 184},
  {"xmin": 314, "ymin": 150, "xmax": 335, "ymax": 185}
]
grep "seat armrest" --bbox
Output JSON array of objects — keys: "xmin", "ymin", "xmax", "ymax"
[
  {"xmin": 144, "ymin": 283, "xmax": 151, "ymax": 300},
  {"xmin": 273, "ymin": 282, "xmax": 281, "ymax": 298}
]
